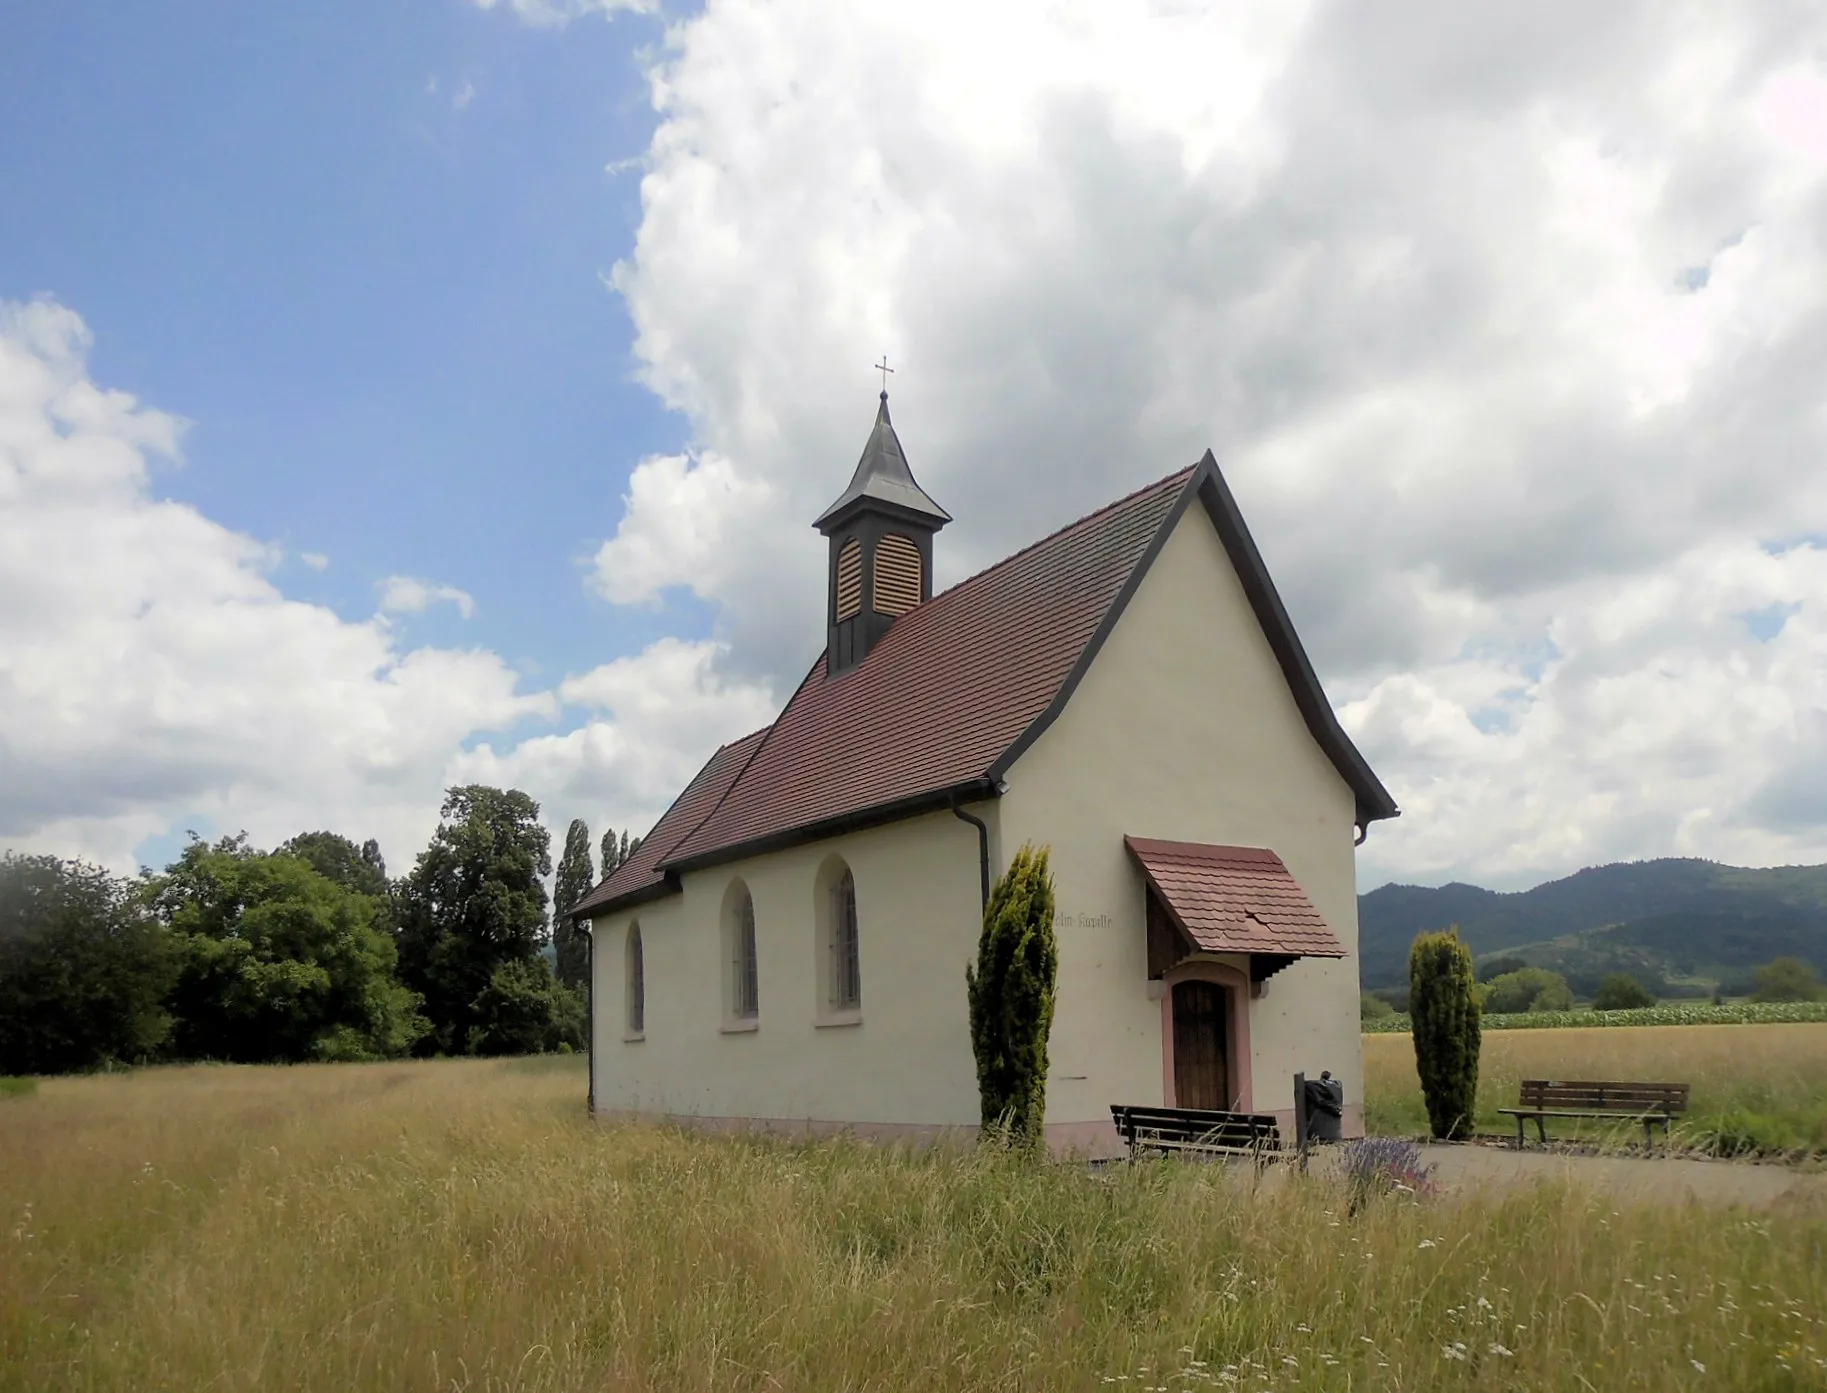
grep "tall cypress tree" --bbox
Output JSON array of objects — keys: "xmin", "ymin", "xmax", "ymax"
[
  {"xmin": 966, "ymin": 843, "xmax": 1059, "ymax": 1148},
  {"xmin": 599, "ymin": 828, "xmax": 642, "ymax": 877},
  {"xmin": 553, "ymin": 820, "xmax": 594, "ymax": 992},
  {"xmin": 1409, "ymin": 928, "xmax": 1482, "ymax": 1139}
]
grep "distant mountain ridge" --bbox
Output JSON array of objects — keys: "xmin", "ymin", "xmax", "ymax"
[{"xmin": 1357, "ymin": 858, "xmax": 1827, "ymax": 993}]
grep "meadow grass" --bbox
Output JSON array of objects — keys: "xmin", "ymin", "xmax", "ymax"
[
  {"xmin": 1362, "ymin": 1001, "xmax": 1827, "ymax": 1033},
  {"xmin": 3, "ymin": 1060, "xmax": 1824, "ymax": 1391},
  {"xmin": 0, "ymin": 1078, "xmax": 34, "ymax": 1099},
  {"xmin": 1364, "ymin": 1022, "xmax": 1827, "ymax": 1155}
]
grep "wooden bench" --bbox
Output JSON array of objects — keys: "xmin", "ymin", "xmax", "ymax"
[
  {"xmin": 1497, "ymin": 1079, "xmax": 1690, "ymax": 1149},
  {"xmin": 1109, "ymin": 1104, "xmax": 1282, "ymax": 1162}
]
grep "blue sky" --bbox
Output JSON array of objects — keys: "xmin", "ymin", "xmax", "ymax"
[
  {"xmin": 2, "ymin": 2, "xmax": 1826, "ymax": 890},
  {"xmin": 1, "ymin": 1, "xmax": 690, "ymax": 682}
]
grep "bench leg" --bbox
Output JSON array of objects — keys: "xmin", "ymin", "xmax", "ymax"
[
  {"xmin": 1514, "ymin": 1115, "xmax": 1525, "ymax": 1149},
  {"xmin": 1535, "ymin": 1114, "xmax": 1548, "ymax": 1146}
]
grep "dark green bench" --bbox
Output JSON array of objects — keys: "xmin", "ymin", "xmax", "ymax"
[
  {"xmin": 1109, "ymin": 1104, "xmax": 1282, "ymax": 1162},
  {"xmin": 1498, "ymin": 1079, "xmax": 1690, "ymax": 1149}
]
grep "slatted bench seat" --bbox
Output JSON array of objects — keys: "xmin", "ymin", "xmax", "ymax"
[
  {"xmin": 1497, "ymin": 1079, "xmax": 1690, "ymax": 1149},
  {"xmin": 1109, "ymin": 1104, "xmax": 1283, "ymax": 1162}
]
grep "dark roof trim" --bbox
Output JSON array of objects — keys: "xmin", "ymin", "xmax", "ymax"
[
  {"xmin": 989, "ymin": 452, "xmax": 1399, "ymax": 826},
  {"xmin": 565, "ymin": 726, "xmax": 774, "ymax": 921},
  {"xmin": 569, "ymin": 873, "xmax": 678, "ymax": 922},
  {"xmin": 1191, "ymin": 459, "xmax": 1399, "ymax": 826},
  {"xmin": 662, "ymin": 777, "xmax": 1000, "ymax": 875},
  {"xmin": 815, "ymin": 494, "xmax": 957, "ymax": 536}
]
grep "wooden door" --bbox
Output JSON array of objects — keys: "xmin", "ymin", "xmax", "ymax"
[{"xmin": 1172, "ymin": 980, "xmax": 1229, "ymax": 1111}]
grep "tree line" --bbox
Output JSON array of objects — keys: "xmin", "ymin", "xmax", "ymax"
[
  {"xmin": 0, "ymin": 785, "xmax": 640, "ymax": 1076},
  {"xmin": 1363, "ymin": 951, "xmax": 1824, "ymax": 1021}
]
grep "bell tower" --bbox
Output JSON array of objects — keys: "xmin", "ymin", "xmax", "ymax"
[{"xmin": 814, "ymin": 392, "xmax": 950, "ymax": 677}]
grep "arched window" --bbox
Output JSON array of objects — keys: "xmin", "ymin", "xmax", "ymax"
[
  {"xmin": 872, "ymin": 534, "xmax": 921, "ymax": 615},
  {"xmin": 723, "ymin": 880, "xmax": 759, "ymax": 1025},
  {"xmin": 830, "ymin": 868, "xmax": 861, "ymax": 1010},
  {"xmin": 624, "ymin": 923, "xmax": 645, "ymax": 1038},
  {"xmin": 835, "ymin": 538, "xmax": 863, "ymax": 619},
  {"xmin": 814, "ymin": 856, "xmax": 862, "ymax": 1022}
]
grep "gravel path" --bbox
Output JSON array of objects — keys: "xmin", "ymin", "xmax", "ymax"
[{"xmin": 1412, "ymin": 1142, "xmax": 1827, "ymax": 1208}]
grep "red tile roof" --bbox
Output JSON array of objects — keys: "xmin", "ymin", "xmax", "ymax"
[
  {"xmin": 570, "ymin": 728, "xmax": 769, "ymax": 918},
  {"xmin": 571, "ymin": 454, "xmax": 1397, "ymax": 919},
  {"xmin": 1124, "ymin": 837, "xmax": 1345, "ymax": 959},
  {"xmin": 662, "ymin": 467, "xmax": 1192, "ymax": 868}
]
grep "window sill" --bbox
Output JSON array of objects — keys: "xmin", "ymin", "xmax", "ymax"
[
  {"xmin": 623, "ymin": 1030, "xmax": 645, "ymax": 1043},
  {"xmin": 816, "ymin": 1009, "xmax": 863, "ymax": 1029},
  {"xmin": 720, "ymin": 1018, "xmax": 759, "ymax": 1034}
]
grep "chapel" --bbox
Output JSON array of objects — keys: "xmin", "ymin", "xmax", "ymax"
[{"xmin": 571, "ymin": 393, "xmax": 1397, "ymax": 1155}]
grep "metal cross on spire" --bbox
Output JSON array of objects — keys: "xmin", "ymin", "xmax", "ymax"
[{"xmin": 874, "ymin": 355, "xmax": 894, "ymax": 395}]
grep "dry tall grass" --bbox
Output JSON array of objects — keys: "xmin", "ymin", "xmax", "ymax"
[
  {"xmin": 3, "ymin": 1057, "xmax": 1823, "ymax": 1391},
  {"xmin": 1364, "ymin": 1022, "xmax": 1827, "ymax": 1152}
]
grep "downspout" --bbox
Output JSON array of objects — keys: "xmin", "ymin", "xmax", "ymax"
[
  {"xmin": 1354, "ymin": 822, "xmax": 1367, "ymax": 847},
  {"xmin": 952, "ymin": 803, "xmax": 992, "ymax": 911},
  {"xmin": 580, "ymin": 919, "xmax": 594, "ymax": 1117}
]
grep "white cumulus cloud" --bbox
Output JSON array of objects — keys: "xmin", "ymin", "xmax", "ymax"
[
  {"xmin": 594, "ymin": 0, "xmax": 1827, "ymax": 886},
  {"xmin": 0, "ymin": 299, "xmax": 771, "ymax": 875},
  {"xmin": 378, "ymin": 574, "xmax": 478, "ymax": 620}
]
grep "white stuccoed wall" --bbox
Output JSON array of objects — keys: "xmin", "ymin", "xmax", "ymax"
[
  {"xmin": 997, "ymin": 502, "xmax": 1367, "ymax": 1145},
  {"xmin": 588, "ymin": 498, "xmax": 1369, "ymax": 1152},
  {"xmin": 589, "ymin": 808, "xmax": 988, "ymax": 1131}
]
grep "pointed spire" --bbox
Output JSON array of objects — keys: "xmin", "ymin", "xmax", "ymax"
[{"xmin": 813, "ymin": 392, "xmax": 952, "ymax": 534}]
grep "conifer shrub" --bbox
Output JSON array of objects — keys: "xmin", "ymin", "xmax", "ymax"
[
  {"xmin": 966, "ymin": 843, "xmax": 1058, "ymax": 1148},
  {"xmin": 1408, "ymin": 928, "xmax": 1481, "ymax": 1139}
]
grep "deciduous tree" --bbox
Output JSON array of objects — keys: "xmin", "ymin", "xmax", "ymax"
[
  {"xmin": 278, "ymin": 832, "xmax": 389, "ymax": 898},
  {"xmin": 1751, "ymin": 956, "xmax": 1825, "ymax": 1003},
  {"xmin": 1481, "ymin": 966, "xmax": 1574, "ymax": 1014},
  {"xmin": 148, "ymin": 836, "xmax": 426, "ymax": 1063},
  {"xmin": 469, "ymin": 957, "xmax": 585, "ymax": 1056},
  {"xmin": 395, "ymin": 786, "xmax": 553, "ymax": 1054},
  {"xmin": 1592, "ymin": 973, "xmax": 1657, "ymax": 1010},
  {"xmin": 0, "ymin": 854, "xmax": 177, "ymax": 1074}
]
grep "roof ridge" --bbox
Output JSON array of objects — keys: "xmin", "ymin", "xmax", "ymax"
[{"xmin": 928, "ymin": 462, "xmax": 1199, "ymax": 605}]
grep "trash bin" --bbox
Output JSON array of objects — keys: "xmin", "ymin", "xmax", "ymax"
[{"xmin": 1302, "ymin": 1071, "xmax": 1344, "ymax": 1143}]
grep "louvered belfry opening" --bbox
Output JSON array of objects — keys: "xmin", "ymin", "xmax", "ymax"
[
  {"xmin": 873, "ymin": 535, "xmax": 921, "ymax": 615},
  {"xmin": 814, "ymin": 393, "xmax": 951, "ymax": 677},
  {"xmin": 835, "ymin": 540, "xmax": 863, "ymax": 620}
]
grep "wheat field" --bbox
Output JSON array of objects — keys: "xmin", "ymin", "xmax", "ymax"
[
  {"xmin": 2, "ymin": 1056, "xmax": 1823, "ymax": 1392},
  {"xmin": 1363, "ymin": 1022, "xmax": 1827, "ymax": 1153}
]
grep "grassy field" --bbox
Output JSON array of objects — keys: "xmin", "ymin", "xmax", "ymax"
[
  {"xmin": 3, "ymin": 1059, "xmax": 1825, "ymax": 1391},
  {"xmin": 1364, "ymin": 1022, "xmax": 1827, "ymax": 1155},
  {"xmin": 1362, "ymin": 1001, "xmax": 1827, "ymax": 1033}
]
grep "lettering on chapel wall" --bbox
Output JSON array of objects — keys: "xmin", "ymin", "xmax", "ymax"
[{"xmin": 1053, "ymin": 910, "xmax": 1115, "ymax": 930}]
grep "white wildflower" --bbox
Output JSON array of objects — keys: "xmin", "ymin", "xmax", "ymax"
[{"xmin": 1692, "ymin": 1360, "xmax": 1706, "ymax": 1373}]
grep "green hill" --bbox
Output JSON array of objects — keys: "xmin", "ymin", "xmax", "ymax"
[{"xmin": 1358, "ymin": 858, "xmax": 1827, "ymax": 993}]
